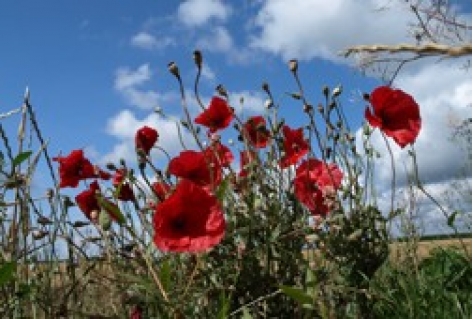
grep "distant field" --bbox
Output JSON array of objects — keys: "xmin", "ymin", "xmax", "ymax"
[
  {"xmin": 390, "ymin": 237, "xmax": 471, "ymax": 259},
  {"xmin": 303, "ymin": 237, "xmax": 472, "ymax": 261}
]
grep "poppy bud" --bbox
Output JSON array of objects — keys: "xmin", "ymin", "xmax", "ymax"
[
  {"xmin": 168, "ymin": 61, "xmax": 180, "ymax": 78},
  {"xmin": 37, "ymin": 215, "xmax": 52, "ymax": 226},
  {"xmin": 264, "ymin": 99, "xmax": 273, "ymax": 109},
  {"xmin": 322, "ymin": 86, "xmax": 330, "ymax": 97},
  {"xmin": 106, "ymin": 162, "xmax": 117, "ymax": 171},
  {"xmin": 216, "ymin": 84, "xmax": 228, "ymax": 98},
  {"xmin": 303, "ymin": 104, "xmax": 313, "ymax": 113},
  {"xmin": 317, "ymin": 104, "xmax": 324, "ymax": 114},
  {"xmin": 193, "ymin": 50, "xmax": 203, "ymax": 69},
  {"xmin": 288, "ymin": 59, "xmax": 298, "ymax": 73},
  {"xmin": 32, "ymin": 230, "xmax": 48, "ymax": 240},
  {"xmin": 332, "ymin": 85, "xmax": 342, "ymax": 97},
  {"xmin": 262, "ymin": 82, "xmax": 270, "ymax": 94},
  {"xmin": 46, "ymin": 188, "xmax": 54, "ymax": 200}
]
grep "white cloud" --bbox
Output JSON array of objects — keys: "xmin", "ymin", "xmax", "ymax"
[
  {"xmin": 114, "ymin": 64, "xmax": 178, "ymax": 110},
  {"xmin": 196, "ymin": 26, "xmax": 257, "ymax": 65},
  {"xmin": 228, "ymin": 90, "xmax": 267, "ymax": 115},
  {"xmin": 250, "ymin": 0, "xmax": 412, "ymax": 61},
  {"xmin": 200, "ymin": 63, "xmax": 216, "ymax": 82},
  {"xmin": 130, "ymin": 32, "xmax": 175, "ymax": 50},
  {"xmin": 197, "ymin": 26, "xmax": 233, "ymax": 52},
  {"xmin": 177, "ymin": 0, "xmax": 231, "ymax": 27},
  {"xmin": 114, "ymin": 64, "xmax": 151, "ymax": 91},
  {"xmin": 101, "ymin": 110, "xmax": 196, "ymax": 165}
]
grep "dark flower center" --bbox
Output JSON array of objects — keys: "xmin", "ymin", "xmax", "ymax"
[{"xmin": 171, "ymin": 216, "xmax": 187, "ymax": 232}]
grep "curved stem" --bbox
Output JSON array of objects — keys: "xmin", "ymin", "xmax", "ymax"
[{"xmin": 382, "ymin": 133, "xmax": 396, "ymax": 214}]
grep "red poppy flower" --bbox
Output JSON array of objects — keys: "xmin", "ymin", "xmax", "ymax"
[
  {"xmin": 135, "ymin": 126, "xmax": 158, "ymax": 155},
  {"xmin": 279, "ymin": 125, "xmax": 309, "ymax": 168},
  {"xmin": 112, "ymin": 169, "xmax": 135, "ymax": 202},
  {"xmin": 294, "ymin": 175, "xmax": 327, "ymax": 215},
  {"xmin": 204, "ymin": 141, "xmax": 234, "ymax": 167},
  {"xmin": 75, "ymin": 181, "xmax": 122, "ymax": 222},
  {"xmin": 365, "ymin": 86, "xmax": 421, "ymax": 148},
  {"xmin": 238, "ymin": 150, "xmax": 257, "ymax": 178},
  {"xmin": 194, "ymin": 96, "xmax": 234, "ymax": 133},
  {"xmin": 294, "ymin": 158, "xmax": 343, "ymax": 216},
  {"xmin": 153, "ymin": 179, "xmax": 226, "ymax": 252},
  {"xmin": 168, "ymin": 150, "xmax": 222, "ymax": 189},
  {"xmin": 242, "ymin": 116, "xmax": 271, "ymax": 148},
  {"xmin": 295, "ymin": 158, "xmax": 343, "ymax": 189},
  {"xmin": 151, "ymin": 181, "xmax": 172, "ymax": 201},
  {"xmin": 75, "ymin": 180, "xmax": 101, "ymax": 220},
  {"xmin": 53, "ymin": 149, "xmax": 111, "ymax": 188}
]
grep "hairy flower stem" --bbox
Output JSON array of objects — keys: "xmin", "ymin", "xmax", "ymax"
[
  {"xmin": 382, "ymin": 134, "xmax": 396, "ymax": 214},
  {"xmin": 126, "ymin": 225, "xmax": 170, "ymax": 303},
  {"xmin": 173, "ymin": 70, "xmax": 205, "ymax": 152},
  {"xmin": 193, "ymin": 63, "xmax": 206, "ymax": 112}
]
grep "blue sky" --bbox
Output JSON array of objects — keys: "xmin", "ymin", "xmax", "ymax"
[{"xmin": 1, "ymin": 0, "xmax": 471, "ymax": 235}]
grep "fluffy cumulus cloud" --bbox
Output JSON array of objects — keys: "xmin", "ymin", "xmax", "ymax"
[
  {"xmin": 228, "ymin": 90, "xmax": 267, "ymax": 115},
  {"xmin": 101, "ymin": 110, "xmax": 195, "ymax": 165},
  {"xmin": 130, "ymin": 31, "xmax": 175, "ymax": 50},
  {"xmin": 177, "ymin": 0, "xmax": 231, "ymax": 27},
  {"xmin": 114, "ymin": 64, "xmax": 177, "ymax": 110},
  {"xmin": 196, "ymin": 26, "xmax": 233, "ymax": 53},
  {"xmin": 250, "ymin": 0, "xmax": 412, "ymax": 61}
]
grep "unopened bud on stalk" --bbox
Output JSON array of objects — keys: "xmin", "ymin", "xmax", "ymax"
[
  {"xmin": 193, "ymin": 50, "xmax": 203, "ymax": 69},
  {"xmin": 325, "ymin": 147, "xmax": 332, "ymax": 158},
  {"xmin": 37, "ymin": 215, "xmax": 53, "ymax": 225},
  {"xmin": 264, "ymin": 99, "xmax": 273, "ymax": 109},
  {"xmin": 63, "ymin": 196, "xmax": 75, "ymax": 209},
  {"xmin": 288, "ymin": 59, "xmax": 298, "ymax": 73},
  {"xmin": 32, "ymin": 230, "xmax": 48, "ymax": 240},
  {"xmin": 45, "ymin": 188, "xmax": 54, "ymax": 200},
  {"xmin": 216, "ymin": 84, "xmax": 228, "ymax": 98},
  {"xmin": 363, "ymin": 125, "xmax": 371, "ymax": 136},
  {"xmin": 317, "ymin": 104, "xmax": 324, "ymax": 114},
  {"xmin": 106, "ymin": 162, "xmax": 117, "ymax": 171},
  {"xmin": 262, "ymin": 82, "xmax": 270, "ymax": 94},
  {"xmin": 303, "ymin": 104, "xmax": 313, "ymax": 113},
  {"xmin": 332, "ymin": 85, "xmax": 342, "ymax": 97},
  {"xmin": 167, "ymin": 61, "xmax": 180, "ymax": 78},
  {"xmin": 322, "ymin": 86, "xmax": 330, "ymax": 97}
]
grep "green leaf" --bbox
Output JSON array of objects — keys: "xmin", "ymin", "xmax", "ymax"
[
  {"xmin": 217, "ymin": 292, "xmax": 230, "ymax": 319},
  {"xmin": 0, "ymin": 262, "xmax": 16, "ymax": 286},
  {"xmin": 279, "ymin": 285, "xmax": 313, "ymax": 306},
  {"xmin": 216, "ymin": 177, "xmax": 230, "ymax": 202},
  {"xmin": 12, "ymin": 150, "xmax": 32, "ymax": 167},
  {"xmin": 159, "ymin": 258, "xmax": 171, "ymax": 292},
  {"xmin": 97, "ymin": 197, "xmax": 126, "ymax": 225},
  {"xmin": 447, "ymin": 211, "xmax": 458, "ymax": 227}
]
